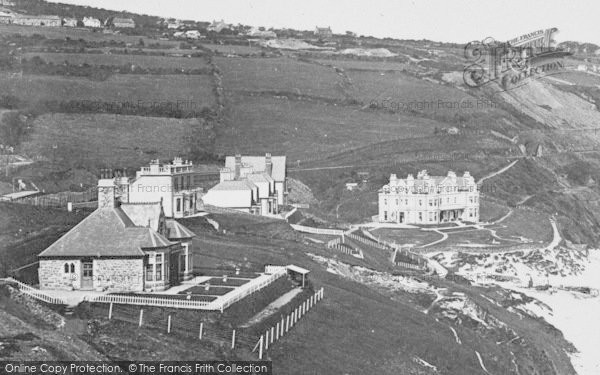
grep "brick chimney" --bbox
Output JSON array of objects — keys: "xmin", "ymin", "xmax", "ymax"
[
  {"xmin": 265, "ymin": 153, "xmax": 273, "ymax": 176},
  {"xmin": 234, "ymin": 154, "xmax": 241, "ymax": 179}
]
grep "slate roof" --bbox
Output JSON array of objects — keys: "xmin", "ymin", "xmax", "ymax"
[
  {"xmin": 120, "ymin": 201, "xmax": 162, "ymax": 232},
  {"xmin": 209, "ymin": 180, "xmax": 256, "ymax": 191},
  {"xmin": 38, "ymin": 206, "xmax": 176, "ymax": 258},
  {"xmin": 165, "ymin": 219, "xmax": 196, "ymax": 240},
  {"xmin": 224, "ymin": 155, "xmax": 286, "ymax": 182}
]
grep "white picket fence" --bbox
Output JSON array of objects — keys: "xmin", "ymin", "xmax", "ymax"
[
  {"xmin": 214, "ymin": 269, "xmax": 287, "ymax": 312},
  {"xmin": 90, "ymin": 294, "xmax": 212, "ymax": 310},
  {"xmin": 3, "ymin": 277, "xmax": 67, "ymax": 305},
  {"xmin": 253, "ymin": 287, "xmax": 324, "ymax": 359},
  {"xmin": 345, "ymin": 230, "xmax": 388, "ymax": 250},
  {"xmin": 89, "ymin": 268, "xmax": 288, "ymax": 312},
  {"xmin": 290, "ymin": 224, "xmax": 344, "ymax": 236}
]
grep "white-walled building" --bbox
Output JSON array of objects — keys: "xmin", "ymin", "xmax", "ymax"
[
  {"xmin": 82, "ymin": 17, "xmax": 101, "ymax": 28},
  {"xmin": 378, "ymin": 170, "xmax": 479, "ymax": 224},
  {"xmin": 127, "ymin": 158, "xmax": 204, "ymax": 219},
  {"xmin": 202, "ymin": 153, "xmax": 286, "ymax": 216}
]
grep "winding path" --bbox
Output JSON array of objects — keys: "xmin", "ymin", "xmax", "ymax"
[{"xmin": 477, "ymin": 160, "xmax": 519, "ymax": 185}]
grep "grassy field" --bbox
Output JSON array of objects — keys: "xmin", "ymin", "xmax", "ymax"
[
  {"xmin": 202, "ymin": 43, "xmax": 266, "ymax": 55},
  {"xmin": 346, "ymin": 69, "xmax": 528, "ymax": 127},
  {"xmin": 216, "ymin": 93, "xmax": 443, "ymax": 161},
  {"xmin": 371, "ymin": 228, "xmax": 444, "ymax": 247},
  {"xmin": 215, "ymin": 56, "xmax": 346, "ymax": 99},
  {"xmin": 22, "ymin": 52, "xmax": 211, "ymax": 71},
  {"xmin": 494, "ymin": 208, "xmax": 554, "ymax": 243},
  {"xmin": 0, "ymin": 202, "xmax": 92, "ymax": 279},
  {"xmin": 19, "ymin": 113, "xmax": 209, "ymax": 169},
  {"xmin": 0, "ymin": 74, "xmax": 215, "ymax": 110},
  {"xmin": 480, "ymin": 199, "xmax": 511, "ymax": 222},
  {"xmin": 0, "ymin": 24, "xmax": 180, "ymax": 46},
  {"xmin": 310, "ymin": 58, "xmax": 410, "ymax": 71}
]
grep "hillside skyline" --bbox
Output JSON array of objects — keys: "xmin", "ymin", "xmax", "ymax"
[{"xmin": 45, "ymin": 0, "xmax": 600, "ymax": 45}]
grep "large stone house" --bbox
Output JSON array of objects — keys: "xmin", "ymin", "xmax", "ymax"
[
  {"xmin": 378, "ymin": 170, "xmax": 479, "ymax": 224},
  {"xmin": 202, "ymin": 154, "xmax": 286, "ymax": 215},
  {"xmin": 315, "ymin": 26, "xmax": 333, "ymax": 39},
  {"xmin": 127, "ymin": 158, "xmax": 205, "ymax": 218},
  {"xmin": 38, "ymin": 174, "xmax": 195, "ymax": 292}
]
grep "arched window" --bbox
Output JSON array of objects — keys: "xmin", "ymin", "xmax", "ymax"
[
  {"xmin": 64, "ymin": 263, "xmax": 69, "ymax": 273},
  {"xmin": 70, "ymin": 263, "xmax": 75, "ymax": 273}
]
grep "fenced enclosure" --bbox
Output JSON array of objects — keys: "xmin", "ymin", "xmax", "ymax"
[
  {"xmin": 252, "ymin": 287, "xmax": 324, "ymax": 359},
  {"xmin": 88, "ymin": 287, "xmax": 325, "ymax": 359},
  {"xmin": 88, "ymin": 268, "xmax": 288, "ymax": 312}
]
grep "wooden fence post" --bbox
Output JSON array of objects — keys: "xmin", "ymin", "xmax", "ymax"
[
  {"xmin": 275, "ymin": 322, "xmax": 280, "ymax": 340},
  {"xmin": 199, "ymin": 323, "xmax": 203, "ymax": 339},
  {"xmin": 259, "ymin": 335, "xmax": 263, "ymax": 360},
  {"xmin": 270, "ymin": 327, "xmax": 274, "ymax": 344},
  {"xmin": 167, "ymin": 315, "xmax": 172, "ymax": 333},
  {"xmin": 281, "ymin": 318, "xmax": 285, "ymax": 336},
  {"xmin": 286, "ymin": 315, "xmax": 290, "ymax": 332},
  {"xmin": 265, "ymin": 330, "xmax": 269, "ymax": 350},
  {"xmin": 108, "ymin": 302, "xmax": 113, "ymax": 320},
  {"xmin": 231, "ymin": 329, "xmax": 236, "ymax": 349},
  {"xmin": 138, "ymin": 309, "xmax": 144, "ymax": 327}
]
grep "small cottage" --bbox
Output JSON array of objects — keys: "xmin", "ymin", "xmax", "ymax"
[{"xmin": 38, "ymin": 175, "xmax": 195, "ymax": 292}]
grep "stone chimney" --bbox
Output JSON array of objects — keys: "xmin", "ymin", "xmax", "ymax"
[
  {"xmin": 234, "ymin": 154, "xmax": 242, "ymax": 179},
  {"xmin": 97, "ymin": 169, "xmax": 116, "ymax": 209},
  {"xmin": 265, "ymin": 153, "xmax": 273, "ymax": 176},
  {"xmin": 115, "ymin": 168, "xmax": 130, "ymax": 203},
  {"xmin": 149, "ymin": 159, "xmax": 160, "ymax": 174}
]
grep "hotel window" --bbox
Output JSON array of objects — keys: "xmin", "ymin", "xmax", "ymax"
[
  {"xmin": 429, "ymin": 200, "xmax": 432, "ymax": 206},
  {"xmin": 176, "ymin": 198, "xmax": 182, "ymax": 212},
  {"xmin": 155, "ymin": 254, "xmax": 163, "ymax": 280},
  {"xmin": 396, "ymin": 199, "xmax": 399, "ymax": 206},
  {"xmin": 145, "ymin": 264, "xmax": 153, "ymax": 281},
  {"xmin": 470, "ymin": 197, "xmax": 473, "ymax": 203},
  {"xmin": 384, "ymin": 199, "xmax": 387, "ymax": 205},
  {"xmin": 469, "ymin": 209, "xmax": 473, "ymax": 217},
  {"xmin": 186, "ymin": 175, "xmax": 191, "ymax": 189},
  {"xmin": 180, "ymin": 254, "xmax": 186, "ymax": 273},
  {"xmin": 454, "ymin": 197, "xmax": 457, "ymax": 203},
  {"xmin": 474, "ymin": 196, "xmax": 478, "ymax": 203},
  {"xmin": 64, "ymin": 263, "xmax": 69, "ymax": 273},
  {"xmin": 70, "ymin": 263, "xmax": 75, "ymax": 273},
  {"xmin": 419, "ymin": 212, "xmax": 422, "ymax": 221},
  {"xmin": 405, "ymin": 199, "xmax": 408, "ymax": 205},
  {"xmin": 419, "ymin": 199, "xmax": 422, "ymax": 206},
  {"xmin": 384, "ymin": 211, "xmax": 387, "ymax": 221}
]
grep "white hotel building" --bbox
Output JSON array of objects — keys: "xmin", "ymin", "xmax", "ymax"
[
  {"xmin": 127, "ymin": 158, "xmax": 204, "ymax": 218},
  {"xmin": 378, "ymin": 170, "xmax": 479, "ymax": 224}
]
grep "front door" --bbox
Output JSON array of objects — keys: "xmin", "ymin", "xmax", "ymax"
[{"xmin": 81, "ymin": 261, "xmax": 93, "ymax": 290}]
